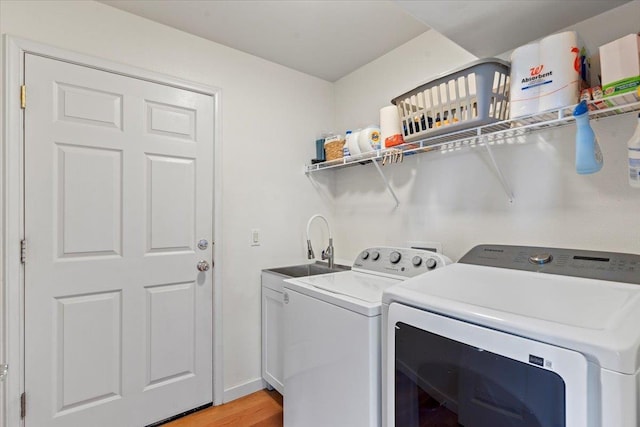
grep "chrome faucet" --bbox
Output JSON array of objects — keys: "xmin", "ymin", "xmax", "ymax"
[{"xmin": 305, "ymin": 214, "xmax": 334, "ymax": 269}]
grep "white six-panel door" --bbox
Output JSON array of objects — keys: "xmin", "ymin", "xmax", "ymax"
[{"xmin": 24, "ymin": 53, "xmax": 214, "ymax": 426}]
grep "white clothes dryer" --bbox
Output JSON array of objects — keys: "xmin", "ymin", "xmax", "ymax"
[
  {"xmin": 382, "ymin": 244, "xmax": 640, "ymax": 427},
  {"xmin": 283, "ymin": 247, "xmax": 451, "ymax": 427}
]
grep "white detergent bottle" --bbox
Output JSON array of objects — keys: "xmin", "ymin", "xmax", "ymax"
[
  {"xmin": 574, "ymin": 100, "xmax": 603, "ymax": 174},
  {"xmin": 628, "ymin": 112, "xmax": 640, "ymax": 188}
]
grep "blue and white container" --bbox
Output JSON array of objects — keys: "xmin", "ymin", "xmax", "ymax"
[
  {"xmin": 627, "ymin": 112, "xmax": 640, "ymax": 188},
  {"xmin": 574, "ymin": 100, "xmax": 603, "ymax": 174},
  {"xmin": 357, "ymin": 126, "xmax": 381, "ymax": 153}
]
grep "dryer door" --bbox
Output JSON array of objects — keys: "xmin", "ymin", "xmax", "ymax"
[{"xmin": 386, "ymin": 303, "xmax": 591, "ymax": 427}]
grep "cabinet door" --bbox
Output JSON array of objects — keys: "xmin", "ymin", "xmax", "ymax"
[{"xmin": 262, "ymin": 285, "xmax": 284, "ymax": 394}]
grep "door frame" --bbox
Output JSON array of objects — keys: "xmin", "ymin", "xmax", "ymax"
[{"xmin": 1, "ymin": 35, "xmax": 224, "ymax": 427}]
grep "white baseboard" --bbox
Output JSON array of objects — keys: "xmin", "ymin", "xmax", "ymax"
[{"xmin": 222, "ymin": 377, "xmax": 266, "ymax": 403}]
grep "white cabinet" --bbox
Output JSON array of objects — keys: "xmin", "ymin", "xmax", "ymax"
[{"xmin": 261, "ymin": 271, "xmax": 285, "ymax": 394}]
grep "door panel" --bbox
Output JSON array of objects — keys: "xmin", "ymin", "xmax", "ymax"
[
  {"xmin": 146, "ymin": 154, "xmax": 195, "ymax": 252},
  {"xmin": 56, "ymin": 291, "xmax": 122, "ymax": 412},
  {"xmin": 24, "ymin": 53, "xmax": 214, "ymax": 427},
  {"xmin": 57, "ymin": 144, "xmax": 123, "ymax": 257},
  {"xmin": 145, "ymin": 282, "xmax": 196, "ymax": 388},
  {"xmin": 145, "ymin": 101, "xmax": 196, "ymax": 140},
  {"xmin": 56, "ymin": 82, "xmax": 123, "ymax": 129}
]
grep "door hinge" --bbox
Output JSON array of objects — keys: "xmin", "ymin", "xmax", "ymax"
[
  {"xmin": 20, "ymin": 392, "xmax": 26, "ymax": 419},
  {"xmin": 20, "ymin": 85, "xmax": 26, "ymax": 109},
  {"xmin": 20, "ymin": 239, "xmax": 26, "ymax": 264}
]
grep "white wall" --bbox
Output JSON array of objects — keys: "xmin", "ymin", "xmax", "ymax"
[
  {"xmin": 0, "ymin": 0, "xmax": 334, "ymax": 401},
  {"xmin": 331, "ymin": 1, "xmax": 640, "ymax": 262},
  {"xmin": 1, "ymin": 0, "xmax": 639, "ymax": 413}
]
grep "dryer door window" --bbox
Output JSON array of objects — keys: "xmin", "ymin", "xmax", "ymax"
[{"xmin": 395, "ymin": 321, "xmax": 566, "ymax": 427}]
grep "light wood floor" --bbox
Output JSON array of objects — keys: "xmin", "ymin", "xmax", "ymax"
[{"xmin": 164, "ymin": 390, "xmax": 283, "ymax": 427}]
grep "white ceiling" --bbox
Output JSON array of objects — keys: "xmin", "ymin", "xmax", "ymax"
[
  {"xmin": 99, "ymin": 0, "xmax": 631, "ymax": 82},
  {"xmin": 397, "ymin": 0, "xmax": 632, "ymax": 59},
  {"xmin": 98, "ymin": 0, "xmax": 429, "ymax": 82}
]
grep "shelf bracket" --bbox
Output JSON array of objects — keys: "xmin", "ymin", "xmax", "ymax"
[
  {"xmin": 481, "ymin": 133, "xmax": 514, "ymax": 203},
  {"xmin": 372, "ymin": 159, "xmax": 400, "ymax": 207}
]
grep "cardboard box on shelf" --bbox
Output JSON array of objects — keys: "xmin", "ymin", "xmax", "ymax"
[{"xmin": 599, "ymin": 33, "xmax": 640, "ymax": 98}]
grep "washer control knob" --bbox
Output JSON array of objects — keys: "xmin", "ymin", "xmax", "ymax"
[
  {"xmin": 361, "ymin": 251, "xmax": 370, "ymax": 260},
  {"xmin": 426, "ymin": 258, "xmax": 437, "ymax": 269},
  {"xmin": 412, "ymin": 256, "xmax": 422, "ymax": 267},
  {"xmin": 390, "ymin": 251, "xmax": 401, "ymax": 264},
  {"xmin": 529, "ymin": 253, "xmax": 553, "ymax": 265},
  {"xmin": 371, "ymin": 251, "xmax": 380, "ymax": 261}
]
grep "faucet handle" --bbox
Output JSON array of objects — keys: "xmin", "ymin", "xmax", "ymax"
[
  {"xmin": 323, "ymin": 244, "xmax": 334, "ymax": 269},
  {"xmin": 322, "ymin": 246, "xmax": 333, "ymax": 260}
]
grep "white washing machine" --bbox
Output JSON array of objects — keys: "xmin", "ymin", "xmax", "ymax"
[
  {"xmin": 382, "ymin": 244, "xmax": 640, "ymax": 427},
  {"xmin": 283, "ymin": 247, "xmax": 451, "ymax": 427}
]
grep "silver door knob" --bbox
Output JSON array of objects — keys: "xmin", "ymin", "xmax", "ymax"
[{"xmin": 197, "ymin": 260, "xmax": 210, "ymax": 272}]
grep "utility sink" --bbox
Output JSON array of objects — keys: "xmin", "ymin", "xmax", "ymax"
[{"xmin": 266, "ymin": 261, "xmax": 350, "ymax": 278}]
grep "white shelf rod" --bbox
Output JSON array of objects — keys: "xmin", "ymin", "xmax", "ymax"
[
  {"xmin": 480, "ymin": 130, "xmax": 514, "ymax": 203},
  {"xmin": 372, "ymin": 159, "xmax": 400, "ymax": 207}
]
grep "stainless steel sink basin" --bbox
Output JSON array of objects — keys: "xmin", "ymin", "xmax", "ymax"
[{"xmin": 266, "ymin": 261, "xmax": 350, "ymax": 278}]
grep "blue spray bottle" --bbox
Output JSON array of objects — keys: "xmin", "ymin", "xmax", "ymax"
[{"xmin": 573, "ymin": 100, "xmax": 603, "ymax": 174}]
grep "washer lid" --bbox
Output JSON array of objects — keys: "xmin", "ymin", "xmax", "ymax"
[
  {"xmin": 285, "ymin": 271, "xmax": 401, "ymax": 316},
  {"xmin": 297, "ymin": 270, "xmax": 399, "ymax": 302},
  {"xmin": 383, "ymin": 263, "xmax": 640, "ymax": 373}
]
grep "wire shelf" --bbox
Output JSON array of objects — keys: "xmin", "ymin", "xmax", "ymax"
[{"xmin": 305, "ymin": 91, "xmax": 640, "ymax": 173}]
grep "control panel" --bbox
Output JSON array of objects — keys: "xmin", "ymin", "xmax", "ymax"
[
  {"xmin": 353, "ymin": 247, "xmax": 451, "ymax": 278},
  {"xmin": 459, "ymin": 244, "xmax": 640, "ymax": 285}
]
